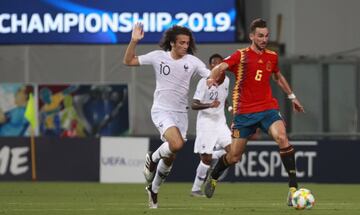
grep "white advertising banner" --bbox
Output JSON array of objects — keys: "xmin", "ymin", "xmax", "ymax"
[{"xmin": 100, "ymin": 137, "xmax": 149, "ymax": 183}]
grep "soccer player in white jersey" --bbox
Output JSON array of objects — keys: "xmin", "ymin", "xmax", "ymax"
[
  {"xmin": 123, "ymin": 23, "xmax": 211, "ymax": 209},
  {"xmin": 190, "ymin": 54, "xmax": 232, "ymax": 197}
]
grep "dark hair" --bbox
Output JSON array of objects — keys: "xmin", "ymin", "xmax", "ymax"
[
  {"xmin": 250, "ymin": 18, "xmax": 267, "ymax": 33},
  {"xmin": 208, "ymin": 53, "xmax": 223, "ymax": 64},
  {"xmin": 159, "ymin": 25, "xmax": 196, "ymax": 54}
]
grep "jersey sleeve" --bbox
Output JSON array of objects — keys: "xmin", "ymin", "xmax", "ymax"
[
  {"xmin": 193, "ymin": 78, "xmax": 206, "ymax": 100},
  {"xmin": 273, "ymin": 54, "xmax": 280, "ymax": 73},
  {"xmin": 223, "ymin": 50, "xmax": 241, "ymax": 73},
  {"xmin": 193, "ymin": 57, "xmax": 211, "ymax": 78},
  {"xmin": 138, "ymin": 50, "xmax": 161, "ymax": 65}
]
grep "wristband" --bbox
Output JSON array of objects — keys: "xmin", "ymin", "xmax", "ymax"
[{"xmin": 288, "ymin": 93, "xmax": 296, "ymax": 100}]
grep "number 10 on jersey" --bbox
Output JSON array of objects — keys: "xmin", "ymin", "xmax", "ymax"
[{"xmin": 160, "ymin": 63, "xmax": 171, "ymax": 75}]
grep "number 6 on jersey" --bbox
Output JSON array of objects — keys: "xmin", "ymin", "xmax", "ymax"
[{"xmin": 255, "ymin": 69, "xmax": 263, "ymax": 81}]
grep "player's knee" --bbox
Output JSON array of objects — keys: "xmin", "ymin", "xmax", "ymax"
[
  {"xmin": 200, "ymin": 155, "xmax": 212, "ymax": 165},
  {"xmin": 228, "ymin": 154, "xmax": 241, "ymax": 165},
  {"xmin": 274, "ymin": 133, "xmax": 288, "ymax": 145},
  {"xmin": 169, "ymin": 139, "xmax": 184, "ymax": 152}
]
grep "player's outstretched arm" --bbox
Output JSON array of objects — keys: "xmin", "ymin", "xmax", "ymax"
[
  {"xmin": 273, "ymin": 72, "xmax": 305, "ymax": 113},
  {"xmin": 191, "ymin": 99, "xmax": 220, "ymax": 110},
  {"xmin": 123, "ymin": 23, "xmax": 144, "ymax": 66},
  {"xmin": 207, "ymin": 62, "xmax": 229, "ymax": 87}
]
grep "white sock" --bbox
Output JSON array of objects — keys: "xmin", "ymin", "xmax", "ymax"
[
  {"xmin": 152, "ymin": 159, "xmax": 172, "ymax": 193},
  {"xmin": 191, "ymin": 161, "xmax": 210, "ymax": 192},
  {"xmin": 212, "ymin": 149, "xmax": 226, "ymax": 160},
  {"xmin": 151, "ymin": 142, "xmax": 174, "ymax": 163}
]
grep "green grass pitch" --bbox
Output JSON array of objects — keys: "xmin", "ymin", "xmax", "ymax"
[{"xmin": 0, "ymin": 182, "xmax": 359, "ymax": 215}]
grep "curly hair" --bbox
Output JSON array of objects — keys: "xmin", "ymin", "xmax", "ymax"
[{"xmin": 159, "ymin": 25, "xmax": 196, "ymax": 55}]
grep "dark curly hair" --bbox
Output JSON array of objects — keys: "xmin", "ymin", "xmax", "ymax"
[{"xmin": 159, "ymin": 25, "xmax": 196, "ymax": 55}]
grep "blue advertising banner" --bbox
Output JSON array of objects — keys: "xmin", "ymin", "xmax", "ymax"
[
  {"xmin": 1, "ymin": 138, "xmax": 359, "ymax": 182},
  {"xmin": 36, "ymin": 137, "xmax": 99, "ymax": 181},
  {"xmin": 0, "ymin": 0, "xmax": 237, "ymax": 44},
  {"xmin": 161, "ymin": 139, "xmax": 360, "ymax": 183},
  {"xmin": 0, "ymin": 137, "xmax": 99, "ymax": 181}
]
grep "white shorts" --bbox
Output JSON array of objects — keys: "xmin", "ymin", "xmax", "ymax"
[
  {"xmin": 194, "ymin": 124, "xmax": 231, "ymax": 154},
  {"xmin": 151, "ymin": 109, "xmax": 188, "ymax": 142}
]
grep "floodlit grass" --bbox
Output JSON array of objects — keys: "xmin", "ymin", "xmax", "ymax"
[{"xmin": 0, "ymin": 182, "xmax": 359, "ymax": 215}]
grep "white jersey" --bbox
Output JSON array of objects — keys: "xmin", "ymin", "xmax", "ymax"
[
  {"xmin": 138, "ymin": 50, "xmax": 210, "ymax": 112},
  {"xmin": 193, "ymin": 76, "xmax": 230, "ymax": 131}
]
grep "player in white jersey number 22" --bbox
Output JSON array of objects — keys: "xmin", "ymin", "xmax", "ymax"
[{"xmin": 190, "ymin": 54, "xmax": 232, "ymax": 197}]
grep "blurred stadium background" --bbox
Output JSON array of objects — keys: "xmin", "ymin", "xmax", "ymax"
[{"xmin": 1, "ymin": 0, "xmax": 360, "ymax": 214}]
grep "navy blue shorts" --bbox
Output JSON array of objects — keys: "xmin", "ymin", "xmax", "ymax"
[{"xmin": 232, "ymin": 109, "xmax": 283, "ymax": 138}]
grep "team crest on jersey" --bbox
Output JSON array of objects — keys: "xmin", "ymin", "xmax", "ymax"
[
  {"xmin": 184, "ymin": 64, "xmax": 189, "ymax": 72},
  {"xmin": 266, "ymin": 61, "xmax": 272, "ymax": 71}
]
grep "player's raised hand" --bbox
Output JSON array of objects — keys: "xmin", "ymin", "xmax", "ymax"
[
  {"xmin": 131, "ymin": 23, "xmax": 144, "ymax": 42},
  {"xmin": 291, "ymin": 98, "xmax": 305, "ymax": 113}
]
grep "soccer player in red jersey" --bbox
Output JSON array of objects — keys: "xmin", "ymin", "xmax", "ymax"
[{"xmin": 204, "ymin": 18, "xmax": 305, "ymax": 206}]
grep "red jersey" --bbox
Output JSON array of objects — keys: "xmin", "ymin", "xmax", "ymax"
[{"xmin": 223, "ymin": 47, "xmax": 280, "ymax": 114}]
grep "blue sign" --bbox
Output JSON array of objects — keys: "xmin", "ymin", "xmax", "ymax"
[
  {"xmin": 0, "ymin": 0, "xmax": 237, "ymax": 44},
  {"xmin": 161, "ymin": 139, "xmax": 360, "ymax": 183}
]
